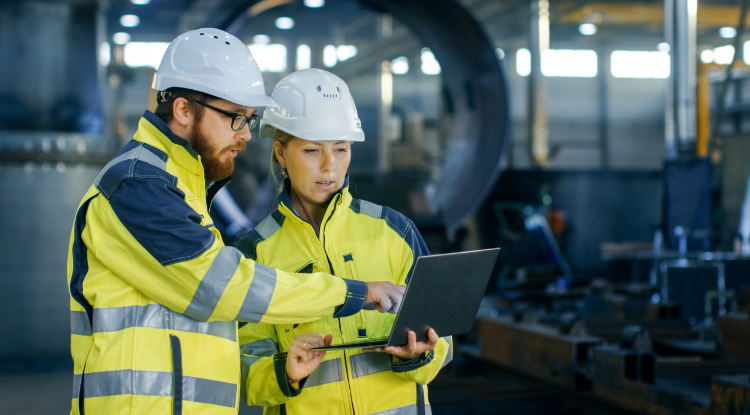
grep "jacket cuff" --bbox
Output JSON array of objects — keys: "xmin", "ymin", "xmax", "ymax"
[
  {"xmin": 391, "ymin": 350, "xmax": 435, "ymax": 373},
  {"xmin": 273, "ymin": 353, "xmax": 308, "ymax": 397},
  {"xmin": 333, "ymin": 279, "xmax": 367, "ymax": 318}
]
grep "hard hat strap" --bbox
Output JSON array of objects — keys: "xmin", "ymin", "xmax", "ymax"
[{"xmin": 157, "ymin": 90, "xmax": 172, "ymax": 104}]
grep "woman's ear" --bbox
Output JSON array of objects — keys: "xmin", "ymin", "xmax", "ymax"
[{"xmin": 274, "ymin": 141, "xmax": 286, "ymax": 168}]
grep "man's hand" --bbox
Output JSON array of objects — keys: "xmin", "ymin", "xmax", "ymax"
[
  {"xmin": 363, "ymin": 282, "xmax": 405, "ymax": 313},
  {"xmin": 286, "ymin": 333, "xmax": 333, "ymax": 384},
  {"xmin": 363, "ymin": 328, "xmax": 439, "ymax": 361}
]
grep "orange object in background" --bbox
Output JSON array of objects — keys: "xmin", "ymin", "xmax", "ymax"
[{"xmin": 548, "ymin": 209, "xmax": 566, "ymax": 237}]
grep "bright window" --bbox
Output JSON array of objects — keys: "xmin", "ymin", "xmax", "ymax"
[
  {"xmin": 336, "ymin": 45, "xmax": 358, "ymax": 61},
  {"xmin": 541, "ymin": 49, "xmax": 597, "ymax": 77},
  {"xmin": 421, "ymin": 48, "xmax": 441, "ymax": 75},
  {"xmin": 610, "ymin": 51, "xmax": 670, "ymax": 79},
  {"xmin": 99, "ymin": 42, "xmax": 111, "ymax": 66},
  {"xmin": 323, "ymin": 45, "xmax": 337, "ymax": 67},
  {"xmin": 391, "ymin": 56, "xmax": 409, "ymax": 75},
  {"xmin": 517, "ymin": 48, "xmax": 596, "ymax": 77},
  {"xmin": 296, "ymin": 44, "xmax": 311, "ymax": 70},
  {"xmin": 714, "ymin": 45, "xmax": 735, "ymax": 65},
  {"xmin": 123, "ymin": 42, "xmax": 169, "ymax": 69},
  {"xmin": 516, "ymin": 48, "xmax": 531, "ymax": 76},
  {"xmin": 248, "ymin": 44, "xmax": 287, "ymax": 72}
]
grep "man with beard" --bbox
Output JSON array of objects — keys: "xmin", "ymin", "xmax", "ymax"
[{"xmin": 66, "ymin": 28, "xmax": 405, "ymax": 415}]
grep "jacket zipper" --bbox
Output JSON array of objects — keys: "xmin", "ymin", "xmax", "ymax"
[{"xmin": 319, "ymin": 198, "xmax": 357, "ymax": 415}]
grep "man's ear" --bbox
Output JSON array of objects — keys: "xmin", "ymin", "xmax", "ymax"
[{"xmin": 172, "ymin": 98, "xmax": 192, "ymax": 127}]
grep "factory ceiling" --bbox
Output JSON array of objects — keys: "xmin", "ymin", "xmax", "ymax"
[{"xmin": 98, "ymin": 0, "xmax": 749, "ymax": 50}]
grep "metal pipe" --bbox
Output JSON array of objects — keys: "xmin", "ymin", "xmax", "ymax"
[
  {"xmin": 598, "ymin": 46, "xmax": 610, "ymax": 169},
  {"xmin": 529, "ymin": 0, "xmax": 549, "ymax": 167},
  {"xmin": 664, "ymin": 0, "xmax": 698, "ymax": 158},
  {"xmin": 709, "ymin": 0, "xmax": 750, "ymax": 156}
]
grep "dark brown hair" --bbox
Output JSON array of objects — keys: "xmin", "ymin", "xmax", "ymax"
[{"xmin": 154, "ymin": 88, "xmax": 216, "ymax": 124}]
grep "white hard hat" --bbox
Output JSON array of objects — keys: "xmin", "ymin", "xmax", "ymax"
[
  {"xmin": 152, "ymin": 28, "xmax": 277, "ymax": 108},
  {"xmin": 259, "ymin": 68, "xmax": 364, "ymax": 142}
]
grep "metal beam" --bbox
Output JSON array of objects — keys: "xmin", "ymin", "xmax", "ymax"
[{"xmin": 560, "ymin": 3, "xmax": 750, "ymax": 27}]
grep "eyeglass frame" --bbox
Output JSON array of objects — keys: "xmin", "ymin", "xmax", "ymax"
[{"xmin": 194, "ymin": 100, "xmax": 260, "ymax": 132}]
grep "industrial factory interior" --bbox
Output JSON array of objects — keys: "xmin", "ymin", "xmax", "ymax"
[{"xmin": 2, "ymin": 0, "xmax": 750, "ymax": 414}]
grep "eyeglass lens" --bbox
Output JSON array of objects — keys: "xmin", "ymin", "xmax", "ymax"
[{"xmin": 232, "ymin": 115, "xmax": 258, "ymax": 132}]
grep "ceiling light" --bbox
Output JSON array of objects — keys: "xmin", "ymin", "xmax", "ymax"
[
  {"xmin": 719, "ymin": 27, "xmax": 737, "ymax": 39},
  {"xmin": 496, "ymin": 48, "xmax": 505, "ymax": 59},
  {"xmin": 120, "ymin": 15, "xmax": 140, "ymax": 28},
  {"xmin": 700, "ymin": 49, "xmax": 714, "ymax": 64},
  {"xmin": 579, "ymin": 23, "xmax": 597, "ymax": 36},
  {"xmin": 252, "ymin": 34, "xmax": 270, "ymax": 45},
  {"xmin": 275, "ymin": 17, "xmax": 295, "ymax": 30},
  {"xmin": 657, "ymin": 42, "xmax": 670, "ymax": 53},
  {"xmin": 130, "ymin": 0, "xmax": 151, "ymax": 4},
  {"xmin": 113, "ymin": 32, "xmax": 131, "ymax": 45},
  {"xmin": 304, "ymin": 0, "xmax": 325, "ymax": 7}
]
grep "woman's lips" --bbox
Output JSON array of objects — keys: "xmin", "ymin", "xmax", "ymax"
[{"xmin": 316, "ymin": 181, "xmax": 335, "ymax": 190}]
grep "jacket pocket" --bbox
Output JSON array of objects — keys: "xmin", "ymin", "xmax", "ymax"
[{"xmin": 170, "ymin": 335, "xmax": 183, "ymax": 415}]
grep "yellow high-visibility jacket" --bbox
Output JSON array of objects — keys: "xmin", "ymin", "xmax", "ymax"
[
  {"xmin": 234, "ymin": 179, "xmax": 453, "ymax": 415},
  {"xmin": 66, "ymin": 111, "xmax": 367, "ymax": 415}
]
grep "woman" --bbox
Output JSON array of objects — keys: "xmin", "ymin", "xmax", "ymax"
[{"xmin": 235, "ymin": 68, "xmax": 452, "ymax": 415}]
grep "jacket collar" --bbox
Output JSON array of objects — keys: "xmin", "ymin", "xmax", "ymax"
[
  {"xmin": 277, "ymin": 175, "xmax": 352, "ymax": 222},
  {"xmin": 142, "ymin": 111, "xmax": 199, "ymax": 160},
  {"xmin": 135, "ymin": 111, "xmax": 230, "ymax": 208}
]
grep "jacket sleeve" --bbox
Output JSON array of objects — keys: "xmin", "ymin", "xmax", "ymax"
[
  {"xmin": 239, "ymin": 323, "xmax": 301, "ymax": 407},
  {"xmin": 385, "ymin": 214, "xmax": 453, "ymax": 384},
  {"xmin": 90, "ymin": 176, "xmax": 367, "ymax": 323}
]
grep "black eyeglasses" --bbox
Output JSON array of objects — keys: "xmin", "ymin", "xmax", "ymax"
[{"xmin": 195, "ymin": 100, "xmax": 260, "ymax": 132}]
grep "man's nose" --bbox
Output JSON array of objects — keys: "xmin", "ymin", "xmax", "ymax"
[{"xmin": 236, "ymin": 125, "xmax": 251, "ymax": 142}]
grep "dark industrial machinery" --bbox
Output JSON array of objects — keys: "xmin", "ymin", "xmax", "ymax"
[{"xmin": 222, "ymin": 0, "xmax": 511, "ymax": 236}]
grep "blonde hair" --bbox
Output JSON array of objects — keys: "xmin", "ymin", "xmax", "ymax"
[{"xmin": 270, "ymin": 128, "xmax": 296, "ymax": 194}]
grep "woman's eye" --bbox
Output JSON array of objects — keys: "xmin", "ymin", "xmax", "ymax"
[
  {"xmin": 337, "ymin": 148, "xmax": 348, "ymax": 152},
  {"xmin": 304, "ymin": 149, "xmax": 317, "ymax": 153}
]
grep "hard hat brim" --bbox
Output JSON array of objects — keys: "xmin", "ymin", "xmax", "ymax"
[
  {"xmin": 259, "ymin": 120, "xmax": 364, "ymax": 142},
  {"xmin": 152, "ymin": 74, "xmax": 278, "ymax": 108}
]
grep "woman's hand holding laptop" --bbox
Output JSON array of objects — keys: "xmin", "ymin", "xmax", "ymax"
[{"xmin": 363, "ymin": 328, "xmax": 440, "ymax": 361}]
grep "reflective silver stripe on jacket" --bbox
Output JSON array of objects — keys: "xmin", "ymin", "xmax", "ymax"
[
  {"xmin": 350, "ymin": 352, "xmax": 391, "ymax": 378},
  {"xmin": 240, "ymin": 338, "xmax": 279, "ymax": 402},
  {"xmin": 441, "ymin": 337, "xmax": 453, "ymax": 368},
  {"xmin": 236, "ymin": 262, "xmax": 277, "ymax": 323},
  {"xmin": 307, "ymin": 358, "xmax": 343, "ymax": 387},
  {"xmin": 371, "ymin": 404, "xmax": 432, "ymax": 415},
  {"xmin": 69, "ymin": 304, "xmax": 236, "ymax": 341},
  {"xmin": 255, "ymin": 214, "xmax": 281, "ymax": 240},
  {"xmin": 184, "ymin": 247, "xmax": 243, "ymax": 321},
  {"xmin": 72, "ymin": 370, "xmax": 237, "ymax": 408},
  {"xmin": 359, "ymin": 200, "xmax": 383, "ymax": 219},
  {"xmin": 70, "ymin": 311, "xmax": 92, "ymax": 336},
  {"xmin": 94, "ymin": 144, "xmax": 167, "ymax": 188}
]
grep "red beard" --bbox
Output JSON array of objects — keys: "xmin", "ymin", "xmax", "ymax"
[{"xmin": 189, "ymin": 123, "xmax": 246, "ymax": 182}]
